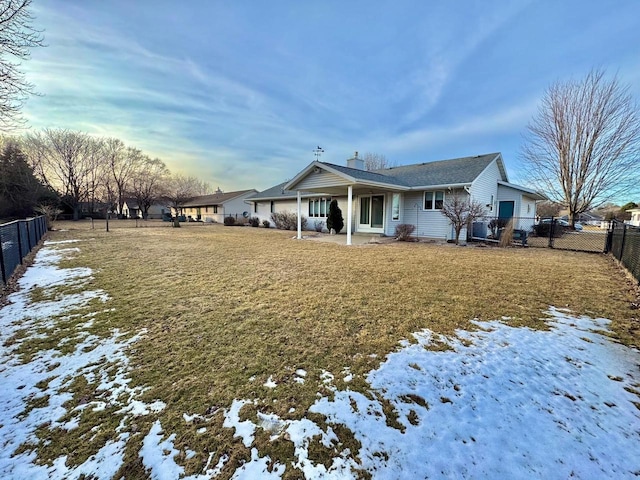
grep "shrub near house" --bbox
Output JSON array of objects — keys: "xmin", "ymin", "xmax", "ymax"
[{"xmin": 271, "ymin": 212, "xmax": 307, "ymax": 230}]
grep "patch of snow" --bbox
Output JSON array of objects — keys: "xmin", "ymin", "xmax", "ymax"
[
  {"xmin": 257, "ymin": 412, "xmax": 286, "ymax": 440},
  {"xmin": 305, "ymin": 307, "xmax": 640, "ymax": 478},
  {"xmin": 0, "ymin": 243, "xmax": 170, "ymax": 479},
  {"xmin": 3, "ymin": 241, "xmax": 640, "ymax": 479},
  {"xmin": 183, "ymin": 412, "xmax": 205, "ymax": 423},
  {"xmin": 208, "ymin": 453, "xmax": 229, "ymax": 477},
  {"xmin": 140, "ymin": 421, "xmax": 184, "ymax": 479},
  {"xmin": 44, "ymin": 239, "xmax": 81, "ymax": 245},
  {"xmin": 320, "ymin": 370, "xmax": 334, "ymax": 384},
  {"xmin": 197, "ymin": 427, "xmax": 207, "ymax": 434},
  {"xmin": 263, "ymin": 375, "xmax": 277, "ymax": 388},
  {"xmin": 230, "ymin": 448, "xmax": 285, "ymax": 479},
  {"xmin": 223, "ymin": 400, "xmax": 256, "ymax": 448}
]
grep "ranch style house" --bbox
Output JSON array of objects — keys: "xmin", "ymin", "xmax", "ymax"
[{"xmin": 246, "ymin": 152, "xmax": 545, "ymax": 245}]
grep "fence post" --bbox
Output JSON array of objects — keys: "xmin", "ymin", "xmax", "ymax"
[
  {"xmin": 16, "ymin": 222, "xmax": 24, "ymax": 263},
  {"xmin": 604, "ymin": 221, "xmax": 613, "ymax": 253},
  {"xmin": 0, "ymin": 230, "xmax": 6, "ymax": 285},
  {"xmin": 548, "ymin": 216, "xmax": 555, "ymax": 248},
  {"xmin": 25, "ymin": 220, "xmax": 32, "ymax": 251},
  {"xmin": 619, "ymin": 223, "xmax": 627, "ymax": 260}
]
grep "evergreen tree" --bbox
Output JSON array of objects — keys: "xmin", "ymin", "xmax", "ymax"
[
  {"xmin": 326, "ymin": 199, "xmax": 344, "ymax": 234},
  {"xmin": 0, "ymin": 140, "xmax": 54, "ymax": 218}
]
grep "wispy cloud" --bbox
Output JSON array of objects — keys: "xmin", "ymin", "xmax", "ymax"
[{"xmin": 19, "ymin": 0, "xmax": 640, "ymax": 192}]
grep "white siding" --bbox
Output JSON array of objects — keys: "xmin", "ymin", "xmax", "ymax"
[
  {"xmin": 401, "ymin": 192, "xmax": 455, "ymax": 240},
  {"xmin": 249, "ymin": 196, "xmax": 353, "ymax": 231},
  {"xmin": 496, "ymin": 184, "xmax": 537, "ymax": 231},
  {"xmin": 295, "ymin": 170, "xmax": 350, "ymax": 190},
  {"xmin": 146, "ymin": 204, "xmax": 168, "ymax": 219},
  {"xmin": 316, "ymin": 196, "xmax": 353, "ymax": 232},
  {"xmin": 223, "ymin": 192, "xmax": 257, "ymax": 217},
  {"xmin": 630, "ymin": 210, "xmax": 640, "ymax": 226},
  {"xmin": 251, "ymin": 199, "xmax": 299, "ymax": 226},
  {"xmin": 470, "ymin": 159, "xmax": 501, "ymax": 215}
]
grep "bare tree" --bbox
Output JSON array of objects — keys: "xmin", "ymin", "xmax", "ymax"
[
  {"xmin": 363, "ymin": 152, "xmax": 397, "ymax": 171},
  {"xmin": 84, "ymin": 136, "xmax": 108, "ymax": 215},
  {"xmin": 103, "ymin": 138, "xmax": 144, "ymax": 216},
  {"xmin": 165, "ymin": 174, "xmax": 201, "ymax": 227},
  {"xmin": 129, "ymin": 156, "xmax": 169, "ymax": 219},
  {"xmin": 0, "ymin": 0, "xmax": 45, "ymax": 130},
  {"xmin": 441, "ymin": 192, "xmax": 486, "ymax": 245},
  {"xmin": 25, "ymin": 129, "xmax": 99, "ymax": 220},
  {"xmin": 536, "ymin": 201, "xmax": 562, "ymax": 218},
  {"xmin": 521, "ymin": 69, "xmax": 640, "ymax": 226}
]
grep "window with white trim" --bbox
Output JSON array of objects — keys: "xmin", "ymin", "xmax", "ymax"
[
  {"xmin": 308, "ymin": 197, "xmax": 330, "ymax": 217},
  {"xmin": 424, "ymin": 191, "xmax": 444, "ymax": 210},
  {"xmin": 392, "ymin": 193, "xmax": 400, "ymax": 220}
]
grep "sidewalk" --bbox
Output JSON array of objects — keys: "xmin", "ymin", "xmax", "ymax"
[{"xmin": 301, "ymin": 232, "xmax": 394, "ymax": 246}]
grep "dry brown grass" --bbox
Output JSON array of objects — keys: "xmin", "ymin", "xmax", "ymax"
[{"xmin": 18, "ymin": 220, "xmax": 640, "ymax": 477}]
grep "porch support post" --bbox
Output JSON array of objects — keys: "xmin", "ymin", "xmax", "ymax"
[
  {"xmin": 296, "ymin": 190, "xmax": 302, "ymax": 239},
  {"xmin": 347, "ymin": 185, "xmax": 353, "ymax": 246}
]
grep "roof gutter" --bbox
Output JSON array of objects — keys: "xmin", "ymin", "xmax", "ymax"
[{"xmin": 410, "ymin": 182, "xmax": 472, "ymax": 190}]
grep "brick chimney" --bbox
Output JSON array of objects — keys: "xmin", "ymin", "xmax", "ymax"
[{"xmin": 346, "ymin": 151, "xmax": 364, "ymax": 170}]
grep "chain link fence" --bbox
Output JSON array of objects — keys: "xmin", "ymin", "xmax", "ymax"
[
  {"xmin": 609, "ymin": 220, "xmax": 640, "ymax": 283},
  {"xmin": 0, "ymin": 216, "xmax": 48, "ymax": 287},
  {"xmin": 471, "ymin": 216, "xmax": 608, "ymax": 253}
]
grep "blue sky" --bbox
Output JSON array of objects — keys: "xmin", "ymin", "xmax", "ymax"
[{"xmin": 22, "ymin": 0, "xmax": 640, "ymax": 195}]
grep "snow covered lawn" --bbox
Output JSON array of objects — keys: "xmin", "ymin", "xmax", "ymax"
[{"xmin": 0, "ymin": 240, "xmax": 639, "ymax": 479}]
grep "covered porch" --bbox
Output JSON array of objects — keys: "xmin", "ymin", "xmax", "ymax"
[
  {"xmin": 283, "ymin": 157, "xmax": 408, "ymax": 245},
  {"xmin": 292, "ymin": 184, "xmax": 405, "ymax": 245}
]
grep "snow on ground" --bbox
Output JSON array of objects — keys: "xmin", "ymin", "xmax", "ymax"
[
  {"xmin": 0, "ymin": 242, "xmax": 164, "ymax": 479},
  {"xmin": 1, "ymin": 241, "xmax": 639, "ymax": 479}
]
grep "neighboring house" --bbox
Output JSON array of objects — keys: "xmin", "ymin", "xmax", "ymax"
[
  {"xmin": 121, "ymin": 199, "xmax": 169, "ymax": 219},
  {"xmin": 578, "ymin": 211, "xmax": 604, "ymax": 226},
  {"xmin": 627, "ymin": 208, "xmax": 640, "ymax": 227},
  {"xmin": 247, "ymin": 152, "xmax": 545, "ymax": 245},
  {"xmin": 181, "ymin": 189, "xmax": 258, "ymax": 223},
  {"xmin": 245, "ymin": 182, "xmax": 328, "ymax": 229}
]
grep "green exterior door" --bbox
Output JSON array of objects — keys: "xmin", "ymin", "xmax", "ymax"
[{"xmin": 498, "ymin": 201, "xmax": 514, "ymax": 219}]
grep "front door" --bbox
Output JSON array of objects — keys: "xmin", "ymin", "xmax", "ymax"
[
  {"xmin": 359, "ymin": 195, "xmax": 385, "ymax": 231},
  {"xmin": 498, "ymin": 201, "xmax": 514, "ymax": 219}
]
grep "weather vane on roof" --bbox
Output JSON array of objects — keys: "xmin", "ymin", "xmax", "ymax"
[{"xmin": 313, "ymin": 146, "xmax": 324, "ymax": 161}]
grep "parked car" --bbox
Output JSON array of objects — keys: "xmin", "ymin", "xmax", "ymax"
[{"xmin": 540, "ymin": 218, "xmax": 583, "ymax": 231}]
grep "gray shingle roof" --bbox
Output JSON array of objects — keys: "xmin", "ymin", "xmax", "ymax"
[
  {"xmin": 251, "ymin": 152, "xmax": 504, "ymax": 200},
  {"xmin": 374, "ymin": 153, "xmax": 501, "ymax": 187},
  {"xmin": 321, "ymin": 153, "xmax": 501, "ymax": 187},
  {"xmin": 245, "ymin": 182, "xmax": 319, "ymax": 200},
  {"xmin": 182, "ymin": 189, "xmax": 256, "ymax": 207},
  {"xmin": 319, "ymin": 162, "xmax": 411, "ymax": 186}
]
